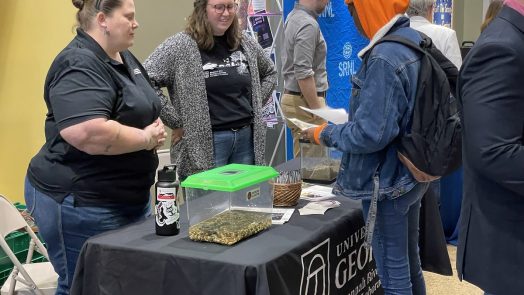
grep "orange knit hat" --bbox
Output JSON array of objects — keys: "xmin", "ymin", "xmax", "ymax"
[{"xmin": 345, "ymin": 0, "xmax": 409, "ymax": 39}]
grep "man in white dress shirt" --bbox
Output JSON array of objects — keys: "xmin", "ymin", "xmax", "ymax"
[{"xmin": 407, "ymin": 0, "xmax": 462, "ymax": 68}]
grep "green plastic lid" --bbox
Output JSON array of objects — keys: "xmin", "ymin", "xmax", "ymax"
[{"xmin": 180, "ymin": 164, "xmax": 278, "ymax": 192}]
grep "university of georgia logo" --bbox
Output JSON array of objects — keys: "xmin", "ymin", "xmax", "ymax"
[{"xmin": 300, "ymin": 238, "xmax": 331, "ymax": 295}]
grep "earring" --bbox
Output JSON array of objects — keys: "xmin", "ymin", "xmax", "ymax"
[{"xmin": 104, "ymin": 27, "xmax": 110, "ymax": 36}]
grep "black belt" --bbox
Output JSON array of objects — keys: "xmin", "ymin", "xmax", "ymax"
[{"xmin": 284, "ymin": 89, "xmax": 326, "ymax": 98}]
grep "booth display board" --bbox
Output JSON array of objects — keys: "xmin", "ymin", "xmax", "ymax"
[
  {"xmin": 238, "ymin": 0, "xmax": 289, "ymax": 166},
  {"xmin": 433, "ymin": 0, "xmax": 453, "ymax": 27}
]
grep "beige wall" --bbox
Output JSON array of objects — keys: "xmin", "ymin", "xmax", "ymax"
[
  {"xmin": 0, "ymin": 0, "xmax": 191, "ymax": 203},
  {"xmin": 0, "ymin": 2, "xmax": 77, "ymax": 203},
  {"xmin": 132, "ymin": 0, "xmax": 193, "ymax": 149},
  {"xmin": 454, "ymin": 0, "xmax": 485, "ymax": 44},
  {"xmin": 132, "ymin": 0, "xmax": 192, "ymax": 61}
]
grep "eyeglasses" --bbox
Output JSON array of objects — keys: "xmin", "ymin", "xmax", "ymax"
[{"xmin": 208, "ymin": 3, "xmax": 239, "ymax": 14}]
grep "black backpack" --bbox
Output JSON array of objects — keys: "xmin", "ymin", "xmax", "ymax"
[{"xmin": 371, "ymin": 33, "xmax": 461, "ymax": 182}]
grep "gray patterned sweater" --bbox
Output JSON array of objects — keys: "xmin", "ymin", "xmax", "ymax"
[{"xmin": 144, "ymin": 32, "xmax": 277, "ymax": 178}]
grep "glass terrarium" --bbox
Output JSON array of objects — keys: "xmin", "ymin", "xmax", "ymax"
[
  {"xmin": 300, "ymin": 139, "xmax": 342, "ymax": 184},
  {"xmin": 180, "ymin": 164, "xmax": 278, "ymax": 245}
]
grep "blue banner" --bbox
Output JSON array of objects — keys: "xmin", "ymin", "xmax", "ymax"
[
  {"xmin": 433, "ymin": 0, "xmax": 453, "ymax": 28},
  {"xmin": 283, "ymin": 0, "xmax": 367, "ymax": 110}
]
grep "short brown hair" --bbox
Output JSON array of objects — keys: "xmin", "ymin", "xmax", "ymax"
[
  {"xmin": 185, "ymin": 0, "xmax": 242, "ymax": 51},
  {"xmin": 72, "ymin": 0, "xmax": 124, "ymax": 31}
]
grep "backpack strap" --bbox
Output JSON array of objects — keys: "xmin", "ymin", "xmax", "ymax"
[
  {"xmin": 373, "ymin": 33, "xmax": 459, "ymax": 95},
  {"xmin": 376, "ymin": 33, "xmax": 426, "ymax": 53}
]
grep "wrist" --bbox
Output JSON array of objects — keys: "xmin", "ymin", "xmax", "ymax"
[
  {"xmin": 142, "ymin": 130, "xmax": 152, "ymax": 150},
  {"xmin": 313, "ymin": 123, "xmax": 327, "ymax": 145}
]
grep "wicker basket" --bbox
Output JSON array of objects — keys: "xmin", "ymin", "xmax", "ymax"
[{"xmin": 272, "ymin": 181, "xmax": 302, "ymax": 207}]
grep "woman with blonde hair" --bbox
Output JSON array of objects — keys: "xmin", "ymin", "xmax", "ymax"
[
  {"xmin": 144, "ymin": 0, "xmax": 277, "ymax": 179},
  {"xmin": 481, "ymin": 0, "xmax": 504, "ymax": 31}
]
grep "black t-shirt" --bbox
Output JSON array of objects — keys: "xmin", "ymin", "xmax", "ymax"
[
  {"xmin": 200, "ymin": 36, "xmax": 253, "ymax": 130},
  {"xmin": 27, "ymin": 29, "xmax": 161, "ymax": 206}
]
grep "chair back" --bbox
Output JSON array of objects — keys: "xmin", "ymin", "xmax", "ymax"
[
  {"xmin": 0, "ymin": 194, "xmax": 57, "ymax": 295},
  {"xmin": 0, "ymin": 196, "xmax": 26, "ymax": 238}
]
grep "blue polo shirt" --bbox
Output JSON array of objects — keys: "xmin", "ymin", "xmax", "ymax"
[{"xmin": 27, "ymin": 29, "xmax": 161, "ymax": 206}]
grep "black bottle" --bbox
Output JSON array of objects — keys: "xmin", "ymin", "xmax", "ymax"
[{"xmin": 155, "ymin": 165, "xmax": 180, "ymax": 236}]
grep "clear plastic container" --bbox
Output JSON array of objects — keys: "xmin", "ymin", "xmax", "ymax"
[
  {"xmin": 300, "ymin": 139, "xmax": 342, "ymax": 184},
  {"xmin": 180, "ymin": 164, "xmax": 278, "ymax": 245}
]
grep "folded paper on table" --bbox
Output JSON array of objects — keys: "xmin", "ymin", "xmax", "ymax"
[
  {"xmin": 298, "ymin": 200, "xmax": 341, "ymax": 215},
  {"xmin": 300, "ymin": 185, "xmax": 336, "ymax": 201},
  {"xmin": 299, "ymin": 106, "xmax": 348, "ymax": 124},
  {"xmin": 271, "ymin": 208, "xmax": 295, "ymax": 224}
]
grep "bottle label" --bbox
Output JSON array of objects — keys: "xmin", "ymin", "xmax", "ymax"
[
  {"xmin": 156, "ymin": 187, "xmax": 180, "ymax": 228},
  {"xmin": 246, "ymin": 187, "xmax": 260, "ymax": 201}
]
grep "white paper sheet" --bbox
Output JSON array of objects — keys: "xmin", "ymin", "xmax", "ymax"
[
  {"xmin": 252, "ymin": 0, "xmax": 266, "ymax": 11},
  {"xmin": 271, "ymin": 208, "xmax": 295, "ymax": 225},
  {"xmin": 298, "ymin": 200, "xmax": 341, "ymax": 215},
  {"xmin": 299, "ymin": 106, "xmax": 348, "ymax": 124},
  {"xmin": 287, "ymin": 118, "xmax": 319, "ymax": 131},
  {"xmin": 300, "ymin": 185, "xmax": 336, "ymax": 201}
]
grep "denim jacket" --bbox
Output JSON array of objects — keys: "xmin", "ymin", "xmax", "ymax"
[{"xmin": 321, "ymin": 16, "xmax": 422, "ymax": 201}]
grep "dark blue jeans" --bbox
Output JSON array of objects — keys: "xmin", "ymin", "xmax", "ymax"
[
  {"xmin": 212, "ymin": 125, "xmax": 254, "ymax": 167},
  {"xmin": 24, "ymin": 177, "xmax": 150, "ymax": 295},
  {"xmin": 362, "ymin": 182, "xmax": 429, "ymax": 295}
]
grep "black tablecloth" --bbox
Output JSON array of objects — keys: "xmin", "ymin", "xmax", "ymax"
[
  {"xmin": 419, "ymin": 186, "xmax": 453, "ymax": 276},
  {"xmin": 70, "ymin": 157, "xmax": 453, "ymax": 294},
  {"xmin": 71, "ymin": 197, "xmax": 383, "ymax": 295}
]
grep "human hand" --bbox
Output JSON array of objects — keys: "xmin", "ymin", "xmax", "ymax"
[
  {"xmin": 302, "ymin": 123, "xmax": 328, "ymax": 145},
  {"xmin": 143, "ymin": 119, "xmax": 168, "ymax": 150},
  {"xmin": 171, "ymin": 127, "xmax": 184, "ymax": 145},
  {"xmin": 302, "ymin": 127, "xmax": 318, "ymax": 144}
]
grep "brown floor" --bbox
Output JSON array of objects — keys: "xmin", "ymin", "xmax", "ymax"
[{"xmin": 423, "ymin": 245, "xmax": 482, "ymax": 295}]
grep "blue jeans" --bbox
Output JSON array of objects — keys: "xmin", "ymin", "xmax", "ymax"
[
  {"xmin": 362, "ymin": 182, "xmax": 429, "ymax": 295},
  {"xmin": 213, "ymin": 125, "xmax": 254, "ymax": 167},
  {"xmin": 24, "ymin": 177, "xmax": 150, "ymax": 295}
]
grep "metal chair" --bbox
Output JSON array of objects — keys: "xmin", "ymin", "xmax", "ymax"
[{"xmin": 0, "ymin": 194, "xmax": 57, "ymax": 295}]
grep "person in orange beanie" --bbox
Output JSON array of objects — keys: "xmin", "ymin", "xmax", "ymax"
[{"xmin": 303, "ymin": 0, "xmax": 431, "ymax": 294}]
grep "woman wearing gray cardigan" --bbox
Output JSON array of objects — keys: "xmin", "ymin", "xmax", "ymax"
[{"xmin": 144, "ymin": 0, "xmax": 277, "ymax": 179}]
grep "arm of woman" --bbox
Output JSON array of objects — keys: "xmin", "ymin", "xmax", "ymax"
[
  {"xmin": 49, "ymin": 54, "xmax": 166, "ymax": 155},
  {"xmin": 144, "ymin": 34, "xmax": 183, "ymax": 129},
  {"xmin": 249, "ymin": 36, "xmax": 277, "ymax": 104},
  {"xmin": 60, "ymin": 118, "xmax": 166, "ymax": 155}
]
